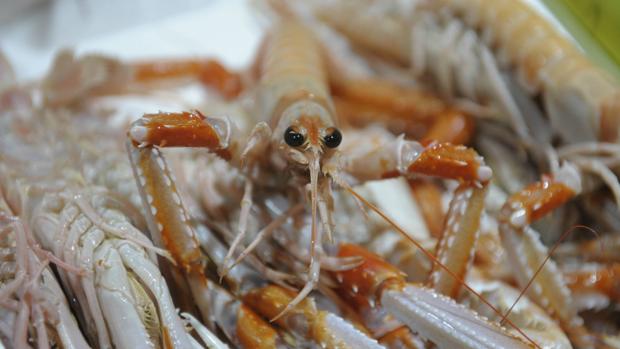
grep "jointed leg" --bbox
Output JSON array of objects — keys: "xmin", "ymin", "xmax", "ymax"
[
  {"xmin": 219, "ymin": 122, "xmax": 272, "ymax": 278},
  {"xmin": 129, "ymin": 110, "xmax": 235, "ymax": 156},
  {"xmin": 132, "ymin": 59, "xmax": 243, "ymax": 99},
  {"xmin": 428, "ymin": 184, "xmax": 488, "ymax": 298},
  {"xmin": 496, "ymin": 163, "xmax": 598, "ymax": 347},
  {"xmin": 272, "ymin": 180, "xmax": 323, "ymax": 321},
  {"xmin": 220, "ymin": 180, "xmax": 253, "ymax": 278},
  {"xmin": 343, "ymin": 133, "xmax": 492, "ymax": 184},
  {"xmin": 42, "ymin": 52, "xmax": 243, "ymax": 106},
  {"xmin": 126, "ymin": 110, "xmax": 246, "ymax": 326},
  {"xmin": 318, "ymin": 180, "xmax": 336, "ymax": 242},
  {"xmin": 229, "ymin": 204, "xmax": 304, "ymax": 272},
  {"xmin": 271, "ymin": 226, "xmax": 322, "ymax": 321},
  {"xmin": 340, "ymin": 132, "xmax": 491, "ymax": 298}
]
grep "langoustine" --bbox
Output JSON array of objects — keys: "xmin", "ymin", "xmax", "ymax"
[{"xmin": 1, "ymin": 1, "xmax": 620, "ymax": 347}]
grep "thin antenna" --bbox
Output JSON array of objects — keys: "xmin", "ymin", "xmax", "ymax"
[{"xmin": 500, "ymin": 224, "xmax": 600, "ymax": 325}]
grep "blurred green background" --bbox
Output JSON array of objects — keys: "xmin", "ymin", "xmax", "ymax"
[{"xmin": 543, "ymin": 0, "xmax": 620, "ymax": 80}]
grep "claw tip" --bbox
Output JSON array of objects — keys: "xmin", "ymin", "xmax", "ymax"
[
  {"xmin": 129, "ymin": 125, "xmax": 148, "ymax": 143},
  {"xmin": 477, "ymin": 165, "xmax": 492, "ymax": 182}
]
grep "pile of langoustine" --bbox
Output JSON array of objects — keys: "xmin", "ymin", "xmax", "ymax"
[{"xmin": 1, "ymin": 0, "xmax": 620, "ymax": 347}]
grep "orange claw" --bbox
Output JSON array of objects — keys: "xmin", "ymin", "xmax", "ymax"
[
  {"xmin": 496, "ymin": 164, "xmax": 604, "ymax": 348},
  {"xmin": 133, "ymin": 59, "xmax": 243, "ymax": 99},
  {"xmin": 334, "ymin": 243, "xmax": 406, "ymax": 307},
  {"xmin": 503, "ymin": 175, "xmax": 576, "ymax": 225},
  {"xmin": 129, "ymin": 111, "xmax": 233, "ymax": 159},
  {"xmin": 408, "ymin": 143, "xmax": 491, "ymax": 183}
]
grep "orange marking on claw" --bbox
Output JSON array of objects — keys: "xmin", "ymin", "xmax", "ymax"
[
  {"xmin": 334, "ymin": 244, "xmax": 406, "ymax": 306},
  {"xmin": 507, "ymin": 178, "xmax": 575, "ymax": 223},
  {"xmin": 407, "ymin": 143, "xmax": 482, "ymax": 182},
  {"xmin": 237, "ymin": 305, "xmax": 279, "ymax": 349},
  {"xmin": 141, "ymin": 111, "xmax": 223, "ymax": 149}
]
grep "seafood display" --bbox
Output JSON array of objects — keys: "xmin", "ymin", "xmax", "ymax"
[{"xmin": 1, "ymin": 0, "xmax": 620, "ymax": 348}]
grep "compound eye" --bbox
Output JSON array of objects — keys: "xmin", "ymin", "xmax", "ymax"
[
  {"xmin": 284, "ymin": 127, "xmax": 305, "ymax": 147},
  {"xmin": 323, "ymin": 127, "xmax": 342, "ymax": 148}
]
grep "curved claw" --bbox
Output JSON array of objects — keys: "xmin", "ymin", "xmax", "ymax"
[
  {"xmin": 346, "ymin": 136, "xmax": 492, "ymax": 185},
  {"xmin": 497, "ymin": 163, "xmax": 602, "ymax": 347},
  {"xmin": 221, "ymin": 180, "xmax": 254, "ymax": 278},
  {"xmin": 405, "ymin": 142, "xmax": 492, "ymax": 183},
  {"xmin": 129, "ymin": 111, "xmax": 232, "ymax": 155}
]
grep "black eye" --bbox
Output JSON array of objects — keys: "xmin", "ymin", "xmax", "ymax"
[
  {"xmin": 323, "ymin": 128, "xmax": 342, "ymax": 148},
  {"xmin": 284, "ymin": 127, "xmax": 305, "ymax": 147}
]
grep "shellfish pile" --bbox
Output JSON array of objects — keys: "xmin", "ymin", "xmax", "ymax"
[{"xmin": 1, "ymin": 0, "xmax": 619, "ymax": 348}]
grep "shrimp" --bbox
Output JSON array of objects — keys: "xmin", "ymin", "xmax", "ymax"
[
  {"xmin": 6, "ymin": 1, "xmax": 613, "ymax": 346},
  {"xmin": 122, "ymin": 19, "xmax": 567, "ymax": 349},
  {"xmin": 0, "ymin": 193, "xmax": 90, "ymax": 349},
  {"xmin": 126, "ymin": 20, "xmax": 494, "ymax": 322}
]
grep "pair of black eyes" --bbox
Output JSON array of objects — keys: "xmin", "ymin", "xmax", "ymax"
[{"xmin": 284, "ymin": 127, "xmax": 342, "ymax": 148}]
